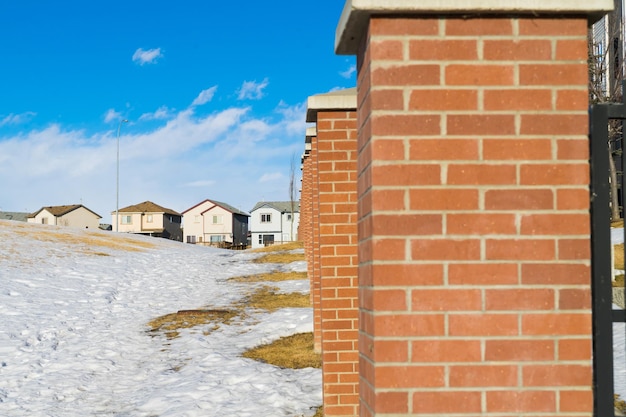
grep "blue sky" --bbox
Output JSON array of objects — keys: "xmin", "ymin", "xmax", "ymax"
[{"xmin": 0, "ymin": 1, "xmax": 355, "ymax": 219}]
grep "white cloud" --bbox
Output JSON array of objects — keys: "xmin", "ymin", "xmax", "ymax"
[
  {"xmin": 191, "ymin": 86, "xmax": 218, "ymax": 106},
  {"xmin": 104, "ymin": 109, "xmax": 123, "ymax": 123},
  {"xmin": 340, "ymin": 64, "xmax": 356, "ymax": 79},
  {"xmin": 0, "ymin": 102, "xmax": 302, "ymax": 218},
  {"xmin": 259, "ymin": 172, "xmax": 283, "ymax": 183},
  {"xmin": 139, "ymin": 106, "xmax": 173, "ymax": 121},
  {"xmin": 0, "ymin": 112, "xmax": 36, "ymax": 126},
  {"xmin": 237, "ymin": 78, "xmax": 269, "ymax": 100},
  {"xmin": 132, "ymin": 48, "xmax": 163, "ymax": 65}
]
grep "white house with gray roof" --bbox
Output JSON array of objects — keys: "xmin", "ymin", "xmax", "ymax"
[{"xmin": 249, "ymin": 201, "xmax": 300, "ymax": 248}]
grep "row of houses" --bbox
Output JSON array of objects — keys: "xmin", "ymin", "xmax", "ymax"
[{"xmin": 3, "ymin": 199, "xmax": 300, "ymax": 249}]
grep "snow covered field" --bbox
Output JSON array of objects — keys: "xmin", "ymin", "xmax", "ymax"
[{"xmin": 0, "ymin": 220, "xmax": 321, "ymax": 416}]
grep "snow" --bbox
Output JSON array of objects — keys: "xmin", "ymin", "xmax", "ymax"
[{"xmin": 0, "ymin": 220, "xmax": 321, "ymax": 416}]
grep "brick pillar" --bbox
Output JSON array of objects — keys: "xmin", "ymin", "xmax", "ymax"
[
  {"xmin": 307, "ymin": 89, "xmax": 359, "ymax": 416},
  {"xmin": 335, "ymin": 2, "xmax": 611, "ymax": 416}
]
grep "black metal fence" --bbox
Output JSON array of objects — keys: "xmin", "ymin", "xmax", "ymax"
[{"xmin": 590, "ymin": 97, "xmax": 626, "ymax": 416}]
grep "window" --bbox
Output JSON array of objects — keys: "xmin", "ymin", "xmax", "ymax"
[
  {"xmin": 210, "ymin": 235, "xmax": 223, "ymax": 243},
  {"xmin": 261, "ymin": 213, "xmax": 271, "ymax": 223},
  {"xmin": 121, "ymin": 215, "xmax": 132, "ymax": 225},
  {"xmin": 287, "ymin": 214, "xmax": 292, "ymax": 221},
  {"xmin": 212, "ymin": 215, "xmax": 223, "ymax": 224},
  {"xmin": 186, "ymin": 235, "xmax": 196, "ymax": 244},
  {"xmin": 41, "ymin": 218, "xmax": 48, "ymax": 225},
  {"xmin": 146, "ymin": 214, "xmax": 153, "ymax": 223}
]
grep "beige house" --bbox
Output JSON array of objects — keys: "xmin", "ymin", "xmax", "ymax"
[
  {"xmin": 182, "ymin": 199, "xmax": 249, "ymax": 247},
  {"xmin": 112, "ymin": 201, "xmax": 182, "ymax": 241},
  {"xmin": 27, "ymin": 204, "xmax": 101, "ymax": 229}
]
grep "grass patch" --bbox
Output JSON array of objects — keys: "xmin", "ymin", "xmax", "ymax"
[
  {"xmin": 615, "ymin": 275, "xmax": 625, "ymax": 287},
  {"xmin": 613, "ymin": 219, "xmax": 625, "ymax": 228},
  {"xmin": 252, "ymin": 252, "xmax": 305, "ymax": 264},
  {"xmin": 251, "ymin": 241, "xmax": 303, "ymax": 253},
  {"xmin": 14, "ymin": 228, "xmax": 155, "ymax": 253},
  {"xmin": 616, "ymin": 243, "xmax": 624, "ymax": 271},
  {"xmin": 228, "ymin": 271, "xmax": 308, "ymax": 283},
  {"xmin": 242, "ymin": 286, "xmax": 311, "ymax": 312},
  {"xmin": 147, "ymin": 309, "xmax": 239, "ymax": 339},
  {"xmin": 312, "ymin": 406, "xmax": 323, "ymax": 417},
  {"xmin": 242, "ymin": 332, "xmax": 321, "ymax": 369},
  {"xmin": 617, "ymin": 394, "xmax": 626, "ymax": 413}
]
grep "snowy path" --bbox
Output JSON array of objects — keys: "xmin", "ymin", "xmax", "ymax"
[{"xmin": 0, "ymin": 221, "xmax": 321, "ymax": 416}]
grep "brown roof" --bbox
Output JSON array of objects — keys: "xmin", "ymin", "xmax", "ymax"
[
  {"xmin": 116, "ymin": 201, "xmax": 181, "ymax": 216},
  {"xmin": 28, "ymin": 204, "xmax": 102, "ymax": 219}
]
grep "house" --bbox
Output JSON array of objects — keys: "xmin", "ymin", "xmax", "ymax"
[
  {"xmin": 0, "ymin": 211, "xmax": 29, "ymax": 222},
  {"xmin": 27, "ymin": 204, "xmax": 101, "ymax": 229},
  {"xmin": 249, "ymin": 201, "xmax": 300, "ymax": 248},
  {"xmin": 182, "ymin": 199, "xmax": 249, "ymax": 247},
  {"xmin": 112, "ymin": 201, "xmax": 182, "ymax": 241}
]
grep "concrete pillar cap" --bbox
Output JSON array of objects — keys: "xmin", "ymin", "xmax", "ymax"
[
  {"xmin": 306, "ymin": 87, "xmax": 357, "ymax": 123},
  {"xmin": 336, "ymin": 0, "xmax": 613, "ymax": 54}
]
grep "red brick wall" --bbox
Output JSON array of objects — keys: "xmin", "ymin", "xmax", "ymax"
[
  {"xmin": 356, "ymin": 16, "xmax": 592, "ymax": 416},
  {"xmin": 309, "ymin": 133, "xmax": 323, "ymax": 354},
  {"xmin": 317, "ymin": 110, "xmax": 360, "ymax": 416}
]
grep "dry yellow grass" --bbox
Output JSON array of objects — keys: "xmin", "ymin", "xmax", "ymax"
[
  {"xmin": 228, "ymin": 271, "xmax": 308, "ymax": 283},
  {"xmin": 616, "ymin": 243, "xmax": 624, "ymax": 270},
  {"xmin": 251, "ymin": 241, "xmax": 303, "ymax": 253},
  {"xmin": 242, "ymin": 332, "xmax": 321, "ymax": 369},
  {"xmin": 147, "ymin": 309, "xmax": 239, "ymax": 339},
  {"xmin": 252, "ymin": 252, "xmax": 305, "ymax": 264},
  {"xmin": 613, "ymin": 219, "xmax": 625, "ymax": 228},
  {"xmin": 241, "ymin": 286, "xmax": 311, "ymax": 312}
]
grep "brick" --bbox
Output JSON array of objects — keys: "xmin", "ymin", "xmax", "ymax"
[
  {"xmin": 522, "ymin": 263, "xmax": 590, "ymax": 285},
  {"xmin": 448, "ymin": 115, "xmax": 516, "ymax": 135},
  {"xmin": 409, "ymin": 39, "xmax": 478, "ymax": 60},
  {"xmin": 371, "ymin": 138, "xmax": 404, "ymax": 161},
  {"xmin": 376, "ymin": 365, "xmax": 444, "ymax": 388},
  {"xmin": 446, "ymin": 18, "xmax": 513, "ymax": 36},
  {"xmin": 447, "ymin": 213, "xmax": 516, "ymax": 235},
  {"xmin": 448, "ymin": 263, "xmax": 518, "ymax": 285},
  {"xmin": 374, "ymin": 314, "xmax": 445, "ymax": 337},
  {"xmin": 484, "ymin": 89, "xmax": 552, "ymax": 110},
  {"xmin": 484, "ymin": 39, "xmax": 552, "ymax": 60},
  {"xmin": 410, "ymin": 189, "xmax": 479, "ymax": 210},
  {"xmin": 485, "ymin": 189, "xmax": 554, "ymax": 210},
  {"xmin": 372, "ymin": 214, "xmax": 442, "ymax": 235},
  {"xmin": 372, "ymin": 164, "xmax": 440, "ymax": 186},
  {"xmin": 450, "ymin": 365, "xmax": 517, "ymax": 387},
  {"xmin": 559, "ymin": 288, "xmax": 591, "ymax": 309},
  {"xmin": 372, "ymin": 114, "xmax": 440, "ymax": 135},
  {"xmin": 362, "ymin": 288, "xmax": 407, "ymax": 311},
  {"xmin": 413, "ymin": 391, "xmax": 482, "ymax": 413},
  {"xmin": 412, "ymin": 340, "xmax": 482, "ymax": 362},
  {"xmin": 486, "ymin": 239, "xmax": 555, "ymax": 261},
  {"xmin": 520, "ymin": 64, "xmax": 588, "ymax": 86},
  {"xmin": 446, "ymin": 64, "xmax": 514, "ymax": 85},
  {"xmin": 447, "ymin": 164, "xmax": 517, "ymax": 185},
  {"xmin": 411, "ymin": 289, "xmax": 482, "ymax": 311},
  {"xmin": 558, "ymin": 238, "xmax": 590, "ymax": 260},
  {"xmin": 483, "ymin": 139, "xmax": 552, "ymax": 160},
  {"xmin": 370, "ymin": 40, "xmax": 403, "ymax": 60},
  {"xmin": 370, "ymin": 90, "xmax": 404, "ymax": 111},
  {"xmin": 558, "ymin": 338, "xmax": 592, "ymax": 361},
  {"xmin": 486, "ymin": 289, "xmax": 554, "ymax": 310},
  {"xmin": 520, "ymin": 164, "xmax": 589, "ymax": 185},
  {"xmin": 409, "ymin": 89, "xmax": 478, "ymax": 110},
  {"xmin": 411, "ymin": 239, "xmax": 481, "ymax": 261},
  {"xmin": 560, "ymin": 390, "xmax": 593, "ymax": 412},
  {"xmin": 374, "ymin": 392, "xmax": 408, "ymax": 414},
  {"xmin": 449, "ymin": 314, "xmax": 518, "ymax": 336},
  {"xmin": 520, "ymin": 213, "xmax": 590, "ymax": 235},
  {"xmin": 409, "ymin": 138, "xmax": 479, "ymax": 160},
  {"xmin": 372, "ymin": 65, "xmax": 440, "ymax": 86},
  {"xmin": 371, "ymin": 17, "xmax": 439, "ymax": 36},
  {"xmin": 522, "ymin": 313, "xmax": 591, "ymax": 335},
  {"xmin": 518, "ymin": 18, "xmax": 587, "ymax": 36},
  {"xmin": 371, "ymin": 264, "xmax": 444, "ymax": 286},
  {"xmin": 486, "ymin": 391, "xmax": 556, "ymax": 413},
  {"xmin": 523, "ymin": 364, "xmax": 591, "ymax": 387},
  {"xmin": 521, "ymin": 114, "xmax": 588, "ymax": 135},
  {"xmin": 371, "ymin": 189, "xmax": 405, "ymax": 211},
  {"xmin": 556, "ymin": 39, "xmax": 589, "ymax": 60},
  {"xmin": 557, "ymin": 139, "xmax": 589, "ymax": 160},
  {"xmin": 372, "ymin": 340, "xmax": 408, "ymax": 362},
  {"xmin": 557, "ymin": 188, "xmax": 590, "ymax": 210},
  {"xmin": 557, "ymin": 89, "xmax": 588, "ymax": 110},
  {"xmin": 485, "ymin": 340, "xmax": 554, "ymax": 361}
]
